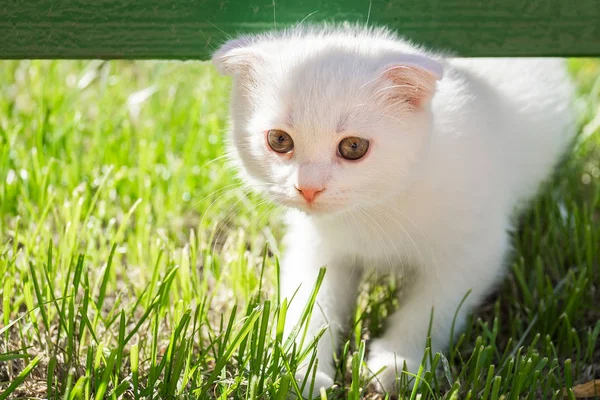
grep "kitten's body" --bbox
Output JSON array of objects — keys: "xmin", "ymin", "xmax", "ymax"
[{"xmin": 213, "ymin": 25, "xmax": 574, "ymax": 397}]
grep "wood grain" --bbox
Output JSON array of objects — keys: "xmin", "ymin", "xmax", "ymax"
[{"xmin": 1, "ymin": 0, "xmax": 599, "ymax": 59}]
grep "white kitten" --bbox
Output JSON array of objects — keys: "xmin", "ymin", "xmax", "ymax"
[{"xmin": 213, "ymin": 24, "xmax": 575, "ymax": 397}]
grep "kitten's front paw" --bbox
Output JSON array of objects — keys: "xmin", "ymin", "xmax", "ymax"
[
  {"xmin": 366, "ymin": 351, "xmax": 402, "ymax": 393},
  {"xmin": 293, "ymin": 370, "xmax": 334, "ymax": 399},
  {"xmin": 366, "ymin": 350, "xmax": 420, "ymax": 394}
]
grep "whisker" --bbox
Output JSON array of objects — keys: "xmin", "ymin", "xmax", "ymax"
[
  {"xmin": 366, "ymin": 205, "xmax": 410, "ymax": 281},
  {"xmin": 198, "ymin": 183, "xmax": 247, "ymax": 229},
  {"xmin": 210, "ymin": 191, "xmax": 277, "ymax": 256},
  {"xmin": 191, "ymin": 182, "xmax": 243, "ymax": 212},
  {"xmin": 203, "ymin": 19, "xmax": 233, "ymax": 41},
  {"xmin": 195, "ymin": 153, "xmax": 229, "ymax": 172},
  {"xmin": 395, "ymin": 209, "xmax": 438, "ymax": 275},
  {"xmin": 359, "ymin": 206, "xmax": 406, "ymax": 279},
  {"xmin": 380, "ymin": 113, "xmax": 406, "ymax": 122},
  {"xmin": 368, "ymin": 203, "xmax": 432, "ymax": 282},
  {"xmin": 296, "ymin": 10, "xmax": 319, "ymax": 27},
  {"xmin": 355, "ymin": 207, "xmax": 393, "ymax": 277},
  {"xmin": 374, "ymin": 84, "xmax": 417, "ymax": 96}
]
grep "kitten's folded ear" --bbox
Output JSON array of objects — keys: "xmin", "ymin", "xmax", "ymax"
[
  {"xmin": 212, "ymin": 36, "xmax": 264, "ymax": 78},
  {"xmin": 377, "ymin": 53, "xmax": 444, "ymax": 108}
]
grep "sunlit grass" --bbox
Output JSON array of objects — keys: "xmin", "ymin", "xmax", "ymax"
[{"xmin": 0, "ymin": 59, "xmax": 599, "ymax": 399}]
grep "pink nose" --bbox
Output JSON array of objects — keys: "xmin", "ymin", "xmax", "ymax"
[{"xmin": 296, "ymin": 186, "xmax": 325, "ymax": 203}]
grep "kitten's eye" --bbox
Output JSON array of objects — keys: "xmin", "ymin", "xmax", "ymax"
[
  {"xmin": 267, "ymin": 129, "xmax": 294, "ymax": 153},
  {"xmin": 338, "ymin": 137, "xmax": 369, "ymax": 160}
]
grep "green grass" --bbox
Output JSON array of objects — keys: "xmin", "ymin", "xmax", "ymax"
[{"xmin": 0, "ymin": 59, "xmax": 599, "ymax": 399}]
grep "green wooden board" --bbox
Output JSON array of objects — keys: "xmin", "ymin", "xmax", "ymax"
[{"xmin": 1, "ymin": 0, "xmax": 599, "ymax": 59}]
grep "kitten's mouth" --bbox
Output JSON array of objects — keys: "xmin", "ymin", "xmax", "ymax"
[
  {"xmin": 266, "ymin": 190, "xmax": 344, "ymax": 214},
  {"xmin": 281, "ymin": 199, "xmax": 339, "ymax": 215}
]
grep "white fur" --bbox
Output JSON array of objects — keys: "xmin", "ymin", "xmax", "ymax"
[{"xmin": 213, "ymin": 24, "xmax": 575, "ymax": 397}]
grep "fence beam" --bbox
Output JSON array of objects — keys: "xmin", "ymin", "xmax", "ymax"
[{"xmin": 1, "ymin": 0, "xmax": 599, "ymax": 59}]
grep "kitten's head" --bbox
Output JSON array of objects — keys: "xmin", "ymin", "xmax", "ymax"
[{"xmin": 213, "ymin": 26, "xmax": 443, "ymax": 217}]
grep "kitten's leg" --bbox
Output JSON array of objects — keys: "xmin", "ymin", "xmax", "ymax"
[
  {"xmin": 281, "ymin": 243, "xmax": 361, "ymax": 397},
  {"xmin": 366, "ymin": 239, "xmax": 507, "ymax": 393}
]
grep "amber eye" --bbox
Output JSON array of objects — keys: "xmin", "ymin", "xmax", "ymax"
[
  {"xmin": 338, "ymin": 137, "xmax": 369, "ymax": 160},
  {"xmin": 267, "ymin": 129, "xmax": 294, "ymax": 153}
]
